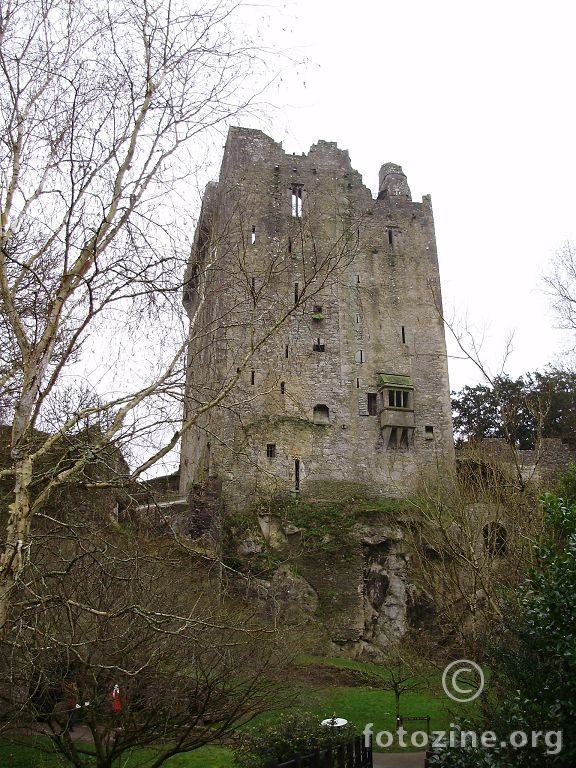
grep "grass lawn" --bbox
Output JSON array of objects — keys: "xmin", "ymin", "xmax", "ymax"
[
  {"xmin": 296, "ymin": 655, "xmax": 480, "ymax": 751},
  {"xmin": 0, "ymin": 739, "xmax": 234, "ymax": 767}
]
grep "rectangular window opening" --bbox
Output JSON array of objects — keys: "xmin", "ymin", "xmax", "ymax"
[
  {"xmin": 367, "ymin": 393, "xmax": 377, "ymax": 416},
  {"xmin": 355, "ymin": 274, "xmax": 361, "ymax": 284},
  {"xmin": 285, "ymin": 344, "xmax": 289, "ymax": 359},
  {"xmin": 355, "ymin": 313, "xmax": 361, "ymax": 324},
  {"xmin": 288, "ymin": 237, "xmax": 292, "ymax": 254},
  {"xmin": 251, "ymin": 225, "xmax": 256, "ymax": 245},
  {"xmin": 266, "ymin": 443, "xmax": 276, "ymax": 458},
  {"xmin": 250, "ymin": 370, "xmax": 255, "ymax": 386},
  {"xmin": 294, "ymin": 282, "xmax": 299, "ymax": 305},
  {"xmin": 401, "ymin": 325, "xmax": 406, "ymax": 344},
  {"xmin": 388, "ymin": 389, "xmax": 410, "ymax": 408},
  {"xmin": 280, "ymin": 381, "xmax": 285, "ymax": 394},
  {"xmin": 388, "ymin": 228, "xmax": 394, "ymax": 246},
  {"xmin": 313, "ymin": 338, "xmax": 325, "ymax": 352},
  {"xmin": 294, "ymin": 458, "xmax": 300, "ymax": 491},
  {"xmin": 291, "ymin": 185, "xmax": 303, "ymax": 217},
  {"xmin": 356, "ymin": 378, "xmax": 360, "ymax": 389}
]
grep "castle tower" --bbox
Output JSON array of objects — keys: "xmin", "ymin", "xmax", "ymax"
[{"xmin": 179, "ymin": 127, "xmax": 454, "ymax": 506}]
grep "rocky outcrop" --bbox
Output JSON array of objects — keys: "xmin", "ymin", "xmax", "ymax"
[
  {"xmin": 257, "ymin": 516, "xmax": 412, "ymax": 660},
  {"xmin": 359, "ymin": 523, "xmax": 410, "ymax": 655}
]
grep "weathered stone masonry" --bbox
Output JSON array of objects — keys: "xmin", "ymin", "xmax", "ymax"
[{"xmin": 179, "ymin": 127, "xmax": 454, "ymax": 507}]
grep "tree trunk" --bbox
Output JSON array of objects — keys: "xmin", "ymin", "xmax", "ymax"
[{"xmin": 0, "ymin": 454, "xmax": 32, "ymax": 632}]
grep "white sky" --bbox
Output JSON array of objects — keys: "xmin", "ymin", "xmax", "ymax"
[{"xmin": 232, "ymin": 0, "xmax": 576, "ymax": 392}]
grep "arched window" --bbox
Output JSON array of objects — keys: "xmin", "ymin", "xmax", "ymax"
[{"xmin": 313, "ymin": 404, "xmax": 330, "ymax": 425}]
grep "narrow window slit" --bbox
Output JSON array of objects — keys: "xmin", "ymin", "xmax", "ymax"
[{"xmin": 367, "ymin": 393, "xmax": 377, "ymax": 416}]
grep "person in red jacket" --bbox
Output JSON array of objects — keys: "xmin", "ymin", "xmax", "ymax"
[{"xmin": 111, "ymin": 684, "xmax": 122, "ymax": 714}]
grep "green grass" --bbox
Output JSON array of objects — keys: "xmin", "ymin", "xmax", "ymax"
[
  {"xmin": 307, "ymin": 686, "xmax": 443, "ymax": 747},
  {"xmin": 295, "ymin": 655, "xmax": 481, "ymax": 751},
  {"xmin": 0, "ymin": 739, "xmax": 234, "ymax": 767}
]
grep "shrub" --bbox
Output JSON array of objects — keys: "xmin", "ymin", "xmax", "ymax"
[{"xmin": 233, "ymin": 710, "xmax": 357, "ymax": 768}]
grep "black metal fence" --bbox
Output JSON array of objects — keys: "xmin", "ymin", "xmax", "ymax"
[{"xmin": 268, "ymin": 735, "xmax": 372, "ymax": 768}]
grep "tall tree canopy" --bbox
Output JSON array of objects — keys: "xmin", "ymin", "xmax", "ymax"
[{"xmin": 451, "ymin": 368, "xmax": 576, "ymax": 449}]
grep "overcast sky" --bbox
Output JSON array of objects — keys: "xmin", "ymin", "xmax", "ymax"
[{"xmin": 231, "ymin": 0, "xmax": 576, "ymax": 392}]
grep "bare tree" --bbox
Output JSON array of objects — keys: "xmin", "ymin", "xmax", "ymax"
[
  {"xmin": 406, "ymin": 459, "xmax": 544, "ymax": 656},
  {"xmin": 0, "ymin": 0, "xmax": 358, "ymax": 631},
  {"xmin": 544, "ymin": 240, "xmax": 576, "ymax": 333},
  {"xmin": 0, "ymin": 503, "xmax": 287, "ymax": 767},
  {"xmin": 357, "ymin": 647, "xmax": 429, "ymax": 726}
]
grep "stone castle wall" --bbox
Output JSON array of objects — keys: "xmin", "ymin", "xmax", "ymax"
[{"xmin": 179, "ymin": 127, "xmax": 454, "ymax": 507}]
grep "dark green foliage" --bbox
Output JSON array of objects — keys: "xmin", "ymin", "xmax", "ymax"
[
  {"xmin": 233, "ymin": 710, "xmax": 357, "ymax": 768},
  {"xmin": 451, "ymin": 368, "xmax": 576, "ymax": 448},
  {"xmin": 555, "ymin": 463, "xmax": 576, "ymax": 503}
]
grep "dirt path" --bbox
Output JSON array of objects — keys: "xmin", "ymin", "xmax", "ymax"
[{"xmin": 372, "ymin": 751, "xmax": 427, "ymax": 767}]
